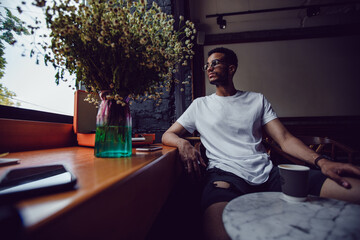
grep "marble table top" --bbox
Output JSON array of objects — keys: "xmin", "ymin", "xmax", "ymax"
[{"xmin": 223, "ymin": 192, "xmax": 360, "ymax": 240}]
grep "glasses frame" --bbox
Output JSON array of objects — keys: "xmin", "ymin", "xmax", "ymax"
[{"xmin": 203, "ymin": 59, "xmax": 227, "ymax": 71}]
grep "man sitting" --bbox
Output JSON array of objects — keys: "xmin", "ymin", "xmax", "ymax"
[{"xmin": 162, "ymin": 47, "xmax": 360, "ymax": 240}]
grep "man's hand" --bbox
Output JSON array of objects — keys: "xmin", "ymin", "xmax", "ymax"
[
  {"xmin": 177, "ymin": 139, "xmax": 207, "ymax": 177},
  {"xmin": 317, "ymin": 159, "xmax": 360, "ymax": 189},
  {"xmin": 161, "ymin": 122, "xmax": 207, "ymax": 177}
]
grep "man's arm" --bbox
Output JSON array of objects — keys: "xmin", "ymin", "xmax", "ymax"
[
  {"xmin": 162, "ymin": 122, "xmax": 206, "ymax": 176},
  {"xmin": 264, "ymin": 118, "xmax": 360, "ymax": 188},
  {"xmin": 263, "ymin": 119, "xmax": 319, "ymax": 165}
]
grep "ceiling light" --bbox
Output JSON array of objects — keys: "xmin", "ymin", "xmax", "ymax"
[
  {"xmin": 307, "ymin": 6, "xmax": 321, "ymax": 17},
  {"xmin": 217, "ymin": 15, "xmax": 226, "ymax": 29}
]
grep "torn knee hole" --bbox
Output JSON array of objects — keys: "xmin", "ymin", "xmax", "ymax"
[{"xmin": 213, "ymin": 181, "xmax": 230, "ymax": 189}]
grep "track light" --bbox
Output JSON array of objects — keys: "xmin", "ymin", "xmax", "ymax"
[
  {"xmin": 307, "ymin": 6, "xmax": 320, "ymax": 17},
  {"xmin": 217, "ymin": 15, "xmax": 226, "ymax": 29}
]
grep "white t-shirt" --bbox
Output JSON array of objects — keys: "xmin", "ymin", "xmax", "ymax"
[{"xmin": 177, "ymin": 90, "xmax": 278, "ymax": 185}]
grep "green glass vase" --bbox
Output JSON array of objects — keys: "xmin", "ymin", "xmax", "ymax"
[{"xmin": 94, "ymin": 92, "xmax": 132, "ymax": 158}]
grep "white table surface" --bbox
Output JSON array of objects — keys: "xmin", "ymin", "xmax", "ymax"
[{"xmin": 223, "ymin": 192, "xmax": 360, "ymax": 240}]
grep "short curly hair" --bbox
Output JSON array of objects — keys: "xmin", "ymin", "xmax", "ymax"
[{"xmin": 208, "ymin": 47, "xmax": 238, "ymax": 68}]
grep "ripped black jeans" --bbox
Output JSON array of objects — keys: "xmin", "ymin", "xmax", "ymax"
[{"xmin": 200, "ymin": 167, "xmax": 326, "ymax": 212}]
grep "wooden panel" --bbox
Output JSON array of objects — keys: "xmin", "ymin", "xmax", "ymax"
[
  {"xmin": 0, "ymin": 118, "xmax": 77, "ymax": 152},
  {"xmin": 279, "ymin": 116, "xmax": 360, "ymax": 151},
  {"xmin": 0, "ymin": 146, "xmax": 180, "ymax": 240},
  {"xmin": 192, "ymin": 44, "xmax": 206, "ymax": 99},
  {"xmin": 73, "ymin": 90, "xmax": 100, "ymax": 134}
]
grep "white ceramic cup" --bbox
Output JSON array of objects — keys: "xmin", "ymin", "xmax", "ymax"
[{"xmin": 278, "ymin": 164, "xmax": 310, "ymax": 202}]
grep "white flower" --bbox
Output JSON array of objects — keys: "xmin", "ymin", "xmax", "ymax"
[{"xmin": 140, "ymin": 38, "xmax": 147, "ymax": 45}]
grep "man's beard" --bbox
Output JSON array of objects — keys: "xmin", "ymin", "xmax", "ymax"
[{"xmin": 209, "ymin": 71, "xmax": 228, "ymax": 86}]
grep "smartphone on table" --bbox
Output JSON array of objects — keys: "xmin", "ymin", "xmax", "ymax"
[
  {"xmin": 0, "ymin": 164, "xmax": 77, "ymax": 203},
  {"xmin": 135, "ymin": 146, "xmax": 163, "ymax": 152}
]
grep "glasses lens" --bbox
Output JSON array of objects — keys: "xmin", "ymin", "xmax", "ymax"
[
  {"xmin": 203, "ymin": 59, "xmax": 223, "ymax": 71},
  {"xmin": 211, "ymin": 59, "xmax": 220, "ymax": 68},
  {"xmin": 203, "ymin": 64, "xmax": 209, "ymax": 71}
]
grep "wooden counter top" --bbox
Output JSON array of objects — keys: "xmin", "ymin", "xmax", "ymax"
[{"xmin": 0, "ymin": 146, "xmax": 180, "ymax": 240}]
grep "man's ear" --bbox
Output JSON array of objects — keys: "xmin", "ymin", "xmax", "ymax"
[{"xmin": 228, "ymin": 65, "xmax": 236, "ymax": 75}]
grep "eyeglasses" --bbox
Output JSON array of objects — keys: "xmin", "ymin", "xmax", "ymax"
[{"xmin": 202, "ymin": 59, "xmax": 227, "ymax": 71}]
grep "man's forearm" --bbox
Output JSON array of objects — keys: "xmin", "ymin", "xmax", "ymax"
[
  {"xmin": 265, "ymin": 119, "xmax": 321, "ymax": 167},
  {"xmin": 280, "ymin": 135, "xmax": 320, "ymax": 166},
  {"xmin": 162, "ymin": 131, "xmax": 188, "ymax": 148}
]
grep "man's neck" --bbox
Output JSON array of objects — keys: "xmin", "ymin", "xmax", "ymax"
[{"xmin": 215, "ymin": 85, "xmax": 237, "ymax": 97}]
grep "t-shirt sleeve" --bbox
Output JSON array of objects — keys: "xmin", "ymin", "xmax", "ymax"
[
  {"xmin": 176, "ymin": 100, "xmax": 198, "ymax": 134},
  {"xmin": 262, "ymin": 95, "xmax": 278, "ymax": 125}
]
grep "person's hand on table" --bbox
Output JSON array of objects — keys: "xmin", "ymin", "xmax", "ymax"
[{"xmin": 317, "ymin": 159, "xmax": 360, "ymax": 189}]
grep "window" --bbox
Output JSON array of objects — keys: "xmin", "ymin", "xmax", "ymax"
[{"xmin": 1, "ymin": 0, "xmax": 75, "ymax": 117}]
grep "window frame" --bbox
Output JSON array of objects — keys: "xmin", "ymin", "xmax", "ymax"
[{"xmin": 0, "ymin": 105, "xmax": 73, "ymax": 124}]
